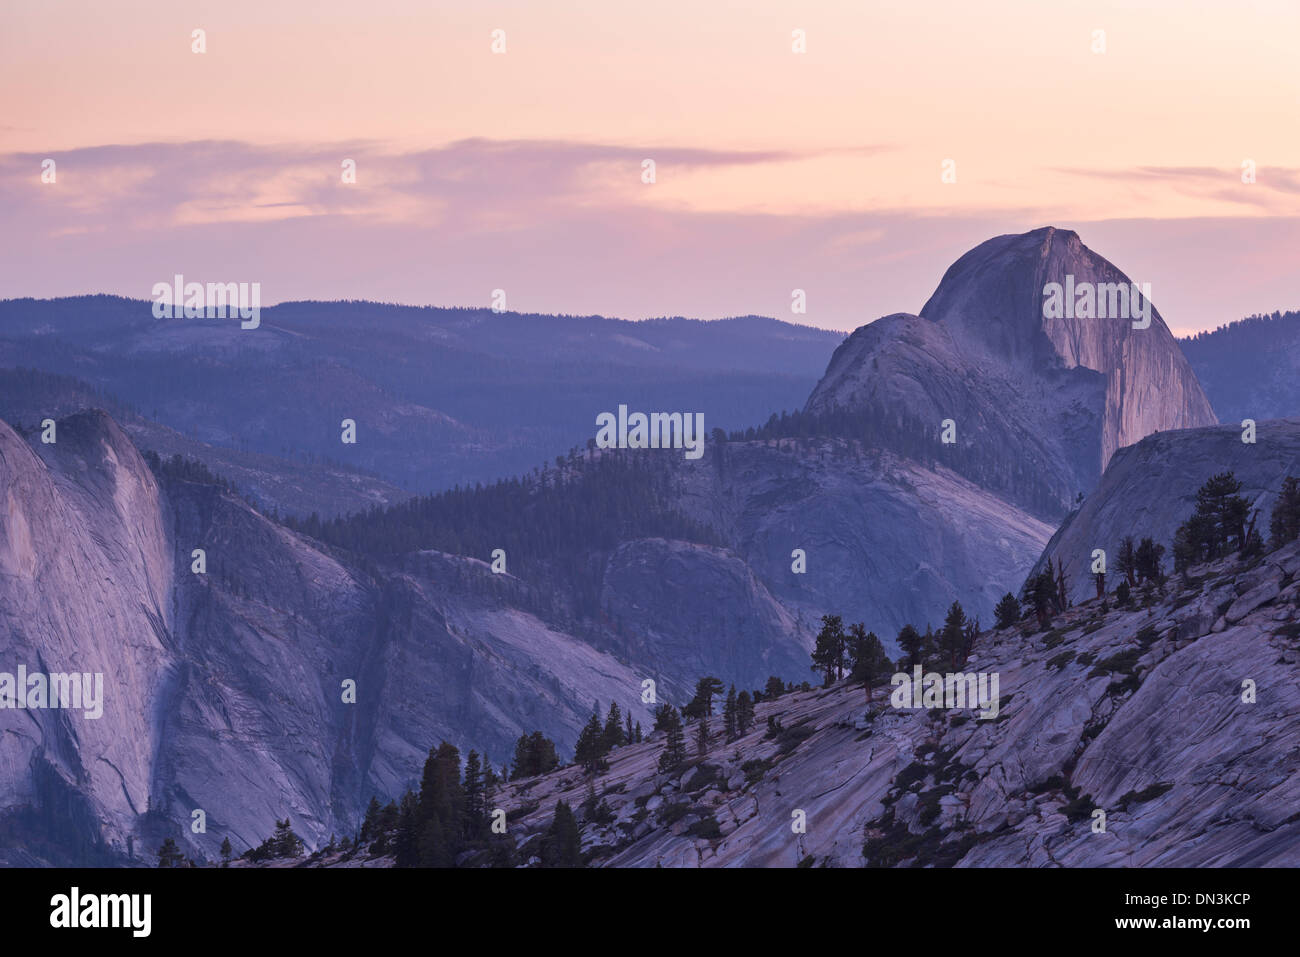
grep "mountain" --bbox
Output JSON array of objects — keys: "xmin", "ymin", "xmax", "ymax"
[
  {"xmin": 0, "ymin": 296, "xmax": 842, "ymax": 506},
  {"xmin": 1180, "ymin": 310, "xmax": 1300, "ymax": 424},
  {"xmin": 1033, "ymin": 418, "xmax": 1300, "ymax": 604},
  {"xmin": 303, "ymin": 534, "xmax": 1300, "ymax": 868},
  {"xmin": 0, "ymin": 227, "xmax": 1236, "ymax": 865},
  {"xmin": 808, "ymin": 227, "xmax": 1218, "ymax": 515},
  {"xmin": 0, "ymin": 411, "xmax": 660, "ymax": 865}
]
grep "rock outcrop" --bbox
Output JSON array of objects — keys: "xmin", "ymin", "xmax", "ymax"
[{"xmin": 417, "ymin": 539, "xmax": 1300, "ymax": 867}]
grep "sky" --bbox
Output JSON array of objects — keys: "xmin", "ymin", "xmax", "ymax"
[{"xmin": 2, "ymin": 0, "xmax": 1299, "ymax": 335}]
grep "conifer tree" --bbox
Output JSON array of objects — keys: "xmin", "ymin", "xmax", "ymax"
[
  {"xmin": 848, "ymin": 623, "xmax": 890, "ymax": 702},
  {"xmin": 994, "ymin": 592, "xmax": 1020, "ymax": 629},
  {"xmin": 811, "ymin": 613, "xmax": 847, "ymax": 685},
  {"xmin": 544, "ymin": 800, "xmax": 582, "ymax": 867},
  {"xmin": 602, "ymin": 701, "xmax": 624, "ymax": 751},
  {"xmin": 156, "ymin": 837, "xmax": 185, "ymax": 868},
  {"xmin": 939, "ymin": 601, "xmax": 968, "ymax": 668},
  {"xmin": 219, "ymin": 836, "xmax": 232, "ymax": 866},
  {"xmin": 723, "ymin": 685, "xmax": 738, "ymax": 741},
  {"xmin": 896, "ymin": 623, "xmax": 924, "ymax": 668},
  {"xmin": 463, "ymin": 750, "xmax": 484, "ymax": 837},
  {"xmin": 695, "ymin": 713, "xmax": 710, "ymax": 756},
  {"xmin": 1270, "ymin": 475, "xmax": 1300, "ymax": 547},
  {"xmin": 735, "ymin": 691, "xmax": 754, "ymax": 735},
  {"xmin": 574, "ymin": 712, "xmax": 607, "ymax": 774},
  {"xmin": 656, "ymin": 704, "xmax": 687, "ymax": 773}
]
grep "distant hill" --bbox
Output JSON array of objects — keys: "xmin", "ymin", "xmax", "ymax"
[
  {"xmin": 1180, "ymin": 310, "xmax": 1300, "ymax": 422},
  {"xmin": 0, "ymin": 296, "xmax": 843, "ymax": 498}
]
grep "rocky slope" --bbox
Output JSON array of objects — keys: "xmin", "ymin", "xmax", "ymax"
[
  {"xmin": 1034, "ymin": 418, "xmax": 1300, "ymax": 604},
  {"xmin": 401, "ymin": 538, "xmax": 1300, "ymax": 867}
]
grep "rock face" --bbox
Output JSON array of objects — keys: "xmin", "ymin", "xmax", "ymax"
[
  {"xmin": 666, "ymin": 438, "xmax": 1053, "ymax": 643},
  {"xmin": 447, "ymin": 540, "xmax": 1300, "ymax": 868},
  {"xmin": 0, "ymin": 412, "xmax": 658, "ymax": 865},
  {"xmin": 1033, "ymin": 418, "xmax": 1300, "ymax": 604},
  {"xmin": 808, "ymin": 227, "xmax": 1218, "ymax": 514}
]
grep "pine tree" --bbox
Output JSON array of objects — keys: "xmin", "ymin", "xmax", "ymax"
[
  {"xmin": 544, "ymin": 800, "xmax": 582, "ymax": 867},
  {"xmin": 602, "ymin": 701, "xmax": 624, "ymax": 751},
  {"xmin": 220, "ymin": 836, "xmax": 232, "ymax": 865},
  {"xmin": 735, "ymin": 691, "xmax": 754, "ymax": 735},
  {"xmin": 574, "ymin": 712, "xmax": 607, "ymax": 774},
  {"xmin": 896, "ymin": 623, "xmax": 924, "ymax": 668},
  {"xmin": 939, "ymin": 601, "xmax": 968, "ymax": 668},
  {"xmin": 993, "ymin": 592, "xmax": 1020, "ymax": 629},
  {"xmin": 1116, "ymin": 536, "xmax": 1138, "ymax": 587},
  {"xmin": 683, "ymin": 677, "xmax": 724, "ymax": 721},
  {"xmin": 393, "ymin": 790, "xmax": 419, "ymax": 867},
  {"xmin": 624, "ymin": 710, "xmax": 635, "ymax": 748},
  {"xmin": 464, "ymin": 750, "xmax": 484, "ymax": 837},
  {"xmin": 811, "ymin": 613, "xmax": 849, "ymax": 684},
  {"xmin": 633, "ymin": 721, "xmax": 643, "ymax": 743},
  {"xmin": 695, "ymin": 713, "xmax": 710, "ymax": 756},
  {"xmin": 848, "ymin": 623, "xmax": 890, "ymax": 702},
  {"xmin": 360, "ymin": 796, "xmax": 382, "ymax": 842},
  {"xmin": 763, "ymin": 676, "xmax": 785, "ymax": 699},
  {"xmin": 272, "ymin": 818, "xmax": 304, "ymax": 858},
  {"xmin": 656, "ymin": 704, "xmax": 687, "ymax": 773},
  {"xmin": 1270, "ymin": 475, "xmax": 1300, "ymax": 547},
  {"xmin": 156, "ymin": 837, "xmax": 185, "ymax": 868},
  {"xmin": 1135, "ymin": 537, "xmax": 1166, "ymax": 584},
  {"xmin": 723, "ymin": 685, "xmax": 738, "ymax": 741}
]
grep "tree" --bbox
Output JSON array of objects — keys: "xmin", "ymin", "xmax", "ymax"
[
  {"xmin": 656, "ymin": 704, "xmax": 687, "ymax": 773},
  {"xmin": 896, "ymin": 623, "xmax": 924, "ymax": 669},
  {"xmin": 993, "ymin": 592, "xmax": 1020, "ymax": 629},
  {"xmin": 463, "ymin": 750, "xmax": 484, "ymax": 837},
  {"xmin": 939, "ymin": 601, "xmax": 968, "ymax": 669},
  {"xmin": 360, "ymin": 796, "xmax": 382, "ymax": 842},
  {"xmin": 602, "ymin": 702, "xmax": 625, "ymax": 751},
  {"xmin": 543, "ymin": 801, "xmax": 582, "ymax": 867},
  {"xmin": 1135, "ymin": 537, "xmax": 1165, "ymax": 585},
  {"xmin": 764, "ymin": 676, "xmax": 786, "ymax": 700},
  {"xmin": 156, "ymin": 837, "xmax": 186, "ymax": 868},
  {"xmin": 810, "ymin": 614, "xmax": 847, "ymax": 685},
  {"xmin": 573, "ymin": 712, "xmax": 607, "ymax": 775},
  {"xmin": 393, "ymin": 790, "xmax": 420, "ymax": 867},
  {"xmin": 695, "ymin": 714, "xmax": 710, "ymax": 756},
  {"xmin": 219, "ymin": 836, "xmax": 232, "ymax": 865},
  {"xmin": 1115, "ymin": 537, "xmax": 1137, "ymax": 587},
  {"xmin": 723, "ymin": 685, "xmax": 738, "ymax": 741},
  {"xmin": 272, "ymin": 818, "xmax": 304, "ymax": 858},
  {"xmin": 683, "ymin": 677, "xmax": 725, "ymax": 721},
  {"xmin": 1020, "ymin": 569, "xmax": 1056, "ymax": 628},
  {"xmin": 848, "ymin": 623, "xmax": 890, "ymax": 702},
  {"xmin": 511, "ymin": 731, "xmax": 559, "ymax": 780},
  {"xmin": 624, "ymin": 710, "xmax": 635, "ymax": 749},
  {"xmin": 735, "ymin": 690, "xmax": 755, "ymax": 735},
  {"xmin": 1115, "ymin": 579, "xmax": 1132, "ymax": 606},
  {"xmin": 1270, "ymin": 475, "xmax": 1300, "ymax": 547},
  {"xmin": 1176, "ymin": 472, "xmax": 1251, "ymax": 567}
]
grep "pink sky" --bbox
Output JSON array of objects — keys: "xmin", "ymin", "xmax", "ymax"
[{"xmin": 2, "ymin": 0, "xmax": 1299, "ymax": 334}]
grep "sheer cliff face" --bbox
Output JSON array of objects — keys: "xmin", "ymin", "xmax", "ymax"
[
  {"xmin": 0, "ymin": 412, "xmax": 173, "ymax": 858},
  {"xmin": 0, "ymin": 413, "xmax": 663, "ymax": 863},
  {"xmin": 808, "ymin": 228, "xmax": 1218, "ymax": 512}
]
